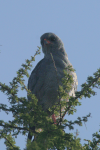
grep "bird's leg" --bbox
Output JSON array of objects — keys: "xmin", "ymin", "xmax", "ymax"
[{"xmin": 52, "ymin": 114, "xmax": 57, "ymax": 124}]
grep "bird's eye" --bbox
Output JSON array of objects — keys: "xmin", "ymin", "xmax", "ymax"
[{"xmin": 50, "ymin": 36, "xmax": 55, "ymax": 41}]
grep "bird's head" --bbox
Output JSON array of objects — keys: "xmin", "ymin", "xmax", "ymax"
[{"xmin": 40, "ymin": 33, "xmax": 66, "ymax": 57}]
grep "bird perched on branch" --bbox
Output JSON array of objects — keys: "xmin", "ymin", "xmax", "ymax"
[{"xmin": 28, "ymin": 32, "xmax": 78, "ymax": 139}]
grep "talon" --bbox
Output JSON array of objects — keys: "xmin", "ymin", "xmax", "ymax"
[{"xmin": 52, "ymin": 114, "xmax": 57, "ymax": 124}]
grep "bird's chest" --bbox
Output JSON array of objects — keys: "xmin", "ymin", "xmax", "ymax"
[{"xmin": 39, "ymin": 59, "xmax": 67, "ymax": 86}]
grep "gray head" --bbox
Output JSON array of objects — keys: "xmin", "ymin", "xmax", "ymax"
[{"xmin": 40, "ymin": 32, "xmax": 67, "ymax": 57}]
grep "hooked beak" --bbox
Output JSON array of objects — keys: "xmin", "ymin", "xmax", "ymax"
[{"xmin": 44, "ymin": 39, "xmax": 51, "ymax": 45}]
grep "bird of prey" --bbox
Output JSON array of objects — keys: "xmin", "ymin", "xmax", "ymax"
[{"xmin": 28, "ymin": 32, "xmax": 78, "ymax": 134}]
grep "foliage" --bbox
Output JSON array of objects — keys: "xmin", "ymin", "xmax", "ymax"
[{"xmin": 0, "ymin": 46, "xmax": 100, "ymax": 150}]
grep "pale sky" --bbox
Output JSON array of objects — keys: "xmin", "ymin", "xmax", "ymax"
[{"xmin": 0, "ymin": 1, "xmax": 100, "ymax": 149}]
